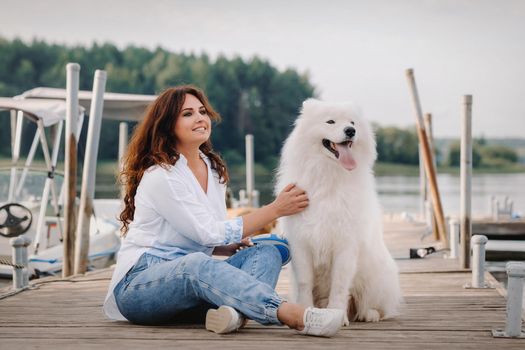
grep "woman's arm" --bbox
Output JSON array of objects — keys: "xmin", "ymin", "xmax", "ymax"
[
  {"xmin": 146, "ymin": 169, "xmax": 307, "ymax": 247},
  {"xmin": 240, "ymin": 183, "xmax": 308, "ymax": 237},
  {"xmin": 213, "ymin": 183, "xmax": 308, "ymax": 254}
]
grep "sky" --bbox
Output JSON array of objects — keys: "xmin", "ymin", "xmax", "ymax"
[{"xmin": 1, "ymin": 0, "xmax": 524, "ymax": 138}]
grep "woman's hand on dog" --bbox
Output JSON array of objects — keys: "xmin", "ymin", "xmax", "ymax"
[
  {"xmin": 239, "ymin": 184, "xmax": 308, "ymax": 237},
  {"xmin": 272, "ymin": 183, "xmax": 309, "ymax": 217}
]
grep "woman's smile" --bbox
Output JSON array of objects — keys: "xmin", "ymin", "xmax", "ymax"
[{"xmin": 193, "ymin": 126, "xmax": 207, "ymax": 133}]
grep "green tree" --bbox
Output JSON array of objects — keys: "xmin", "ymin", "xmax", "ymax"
[
  {"xmin": 480, "ymin": 145, "xmax": 518, "ymax": 166},
  {"xmin": 447, "ymin": 141, "xmax": 482, "ymax": 167},
  {"xmin": 375, "ymin": 126, "xmax": 419, "ymax": 165}
]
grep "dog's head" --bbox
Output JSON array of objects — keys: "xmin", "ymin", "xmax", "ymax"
[{"xmin": 294, "ymin": 98, "xmax": 377, "ymax": 171}]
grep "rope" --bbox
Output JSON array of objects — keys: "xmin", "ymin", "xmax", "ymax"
[{"xmin": 0, "ymin": 256, "xmax": 24, "ymax": 269}]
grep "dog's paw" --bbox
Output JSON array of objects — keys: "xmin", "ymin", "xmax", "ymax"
[
  {"xmin": 361, "ymin": 309, "xmax": 381, "ymax": 322},
  {"xmin": 342, "ymin": 313, "xmax": 350, "ymax": 326}
]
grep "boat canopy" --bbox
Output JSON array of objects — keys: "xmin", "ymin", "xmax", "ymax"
[
  {"xmin": 0, "ymin": 97, "xmax": 84, "ymax": 127},
  {"xmin": 19, "ymin": 87, "xmax": 156, "ymax": 121}
]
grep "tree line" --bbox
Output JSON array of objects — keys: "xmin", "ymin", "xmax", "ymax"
[
  {"xmin": 0, "ymin": 37, "xmax": 314, "ymax": 167},
  {"xmin": 375, "ymin": 125, "xmax": 519, "ymax": 168},
  {"xmin": 0, "ymin": 37, "xmax": 518, "ymax": 169}
]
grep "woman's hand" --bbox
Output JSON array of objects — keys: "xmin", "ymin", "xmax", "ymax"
[
  {"xmin": 240, "ymin": 183, "xmax": 308, "ymax": 238},
  {"xmin": 213, "ymin": 237, "xmax": 254, "ymax": 257},
  {"xmin": 271, "ymin": 183, "xmax": 309, "ymax": 217}
]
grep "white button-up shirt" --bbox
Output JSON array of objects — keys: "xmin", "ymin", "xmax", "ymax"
[{"xmin": 103, "ymin": 153, "xmax": 243, "ymax": 320}]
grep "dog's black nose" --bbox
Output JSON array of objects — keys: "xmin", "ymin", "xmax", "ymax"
[{"xmin": 344, "ymin": 127, "xmax": 356, "ymax": 138}]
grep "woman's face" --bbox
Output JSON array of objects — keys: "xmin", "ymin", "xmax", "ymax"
[{"xmin": 174, "ymin": 93, "xmax": 211, "ymax": 148}]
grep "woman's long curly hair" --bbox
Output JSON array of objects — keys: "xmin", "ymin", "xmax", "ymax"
[{"xmin": 119, "ymin": 85, "xmax": 229, "ymax": 236}]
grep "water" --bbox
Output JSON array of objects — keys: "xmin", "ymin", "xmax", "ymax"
[
  {"xmin": 227, "ymin": 172, "xmax": 525, "ymax": 218},
  {"xmin": 376, "ymin": 173, "xmax": 525, "ymax": 217}
]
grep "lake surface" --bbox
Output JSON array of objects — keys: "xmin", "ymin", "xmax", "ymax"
[
  {"xmin": 227, "ymin": 172, "xmax": 525, "ymax": 218},
  {"xmin": 376, "ymin": 173, "xmax": 525, "ymax": 217}
]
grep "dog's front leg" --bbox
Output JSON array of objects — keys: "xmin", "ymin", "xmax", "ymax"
[
  {"xmin": 326, "ymin": 251, "xmax": 357, "ymax": 326},
  {"xmin": 289, "ymin": 244, "xmax": 315, "ymax": 307}
]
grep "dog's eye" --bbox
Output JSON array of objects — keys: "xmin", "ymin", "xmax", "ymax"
[
  {"xmin": 351, "ymin": 121, "xmax": 355, "ymax": 125},
  {"xmin": 326, "ymin": 120, "xmax": 335, "ymax": 124}
]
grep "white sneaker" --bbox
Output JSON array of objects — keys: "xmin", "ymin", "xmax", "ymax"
[
  {"xmin": 297, "ymin": 307, "xmax": 345, "ymax": 337},
  {"xmin": 205, "ymin": 306, "xmax": 245, "ymax": 334}
]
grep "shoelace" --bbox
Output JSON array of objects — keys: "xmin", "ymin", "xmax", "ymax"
[{"xmin": 305, "ymin": 309, "xmax": 327, "ymax": 328}]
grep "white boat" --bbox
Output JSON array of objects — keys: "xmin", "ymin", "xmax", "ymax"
[{"xmin": 0, "ymin": 88, "xmax": 155, "ymax": 278}]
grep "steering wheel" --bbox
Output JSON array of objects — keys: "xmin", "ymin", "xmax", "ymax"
[{"xmin": 0, "ymin": 203, "xmax": 33, "ymax": 238}]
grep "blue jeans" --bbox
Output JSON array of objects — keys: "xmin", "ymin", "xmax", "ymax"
[{"xmin": 114, "ymin": 244, "xmax": 284, "ymax": 325}]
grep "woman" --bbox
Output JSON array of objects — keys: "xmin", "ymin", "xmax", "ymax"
[{"xmin": 103, "ymin": 85, "xmax": 344, "ymax": 337}]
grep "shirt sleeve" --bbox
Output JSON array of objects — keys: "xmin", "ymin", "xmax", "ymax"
[{"xmin": 143, "ymin": 168, "xmax": 243, "ymax": 247}]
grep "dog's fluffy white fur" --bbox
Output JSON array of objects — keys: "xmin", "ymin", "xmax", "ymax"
[{"xmin": 275, "ymin": 99, "xmax": 402, "ymax": 325}]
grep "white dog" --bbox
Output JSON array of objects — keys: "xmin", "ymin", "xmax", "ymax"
[{"xmin": 275, "ymin": 99, "xmax": 402, "ymax": 325}]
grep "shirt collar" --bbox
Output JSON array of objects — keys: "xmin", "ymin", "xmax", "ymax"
[{"xmin": 177, "ymin": 151, "xmax": 210, "ymax": 166}]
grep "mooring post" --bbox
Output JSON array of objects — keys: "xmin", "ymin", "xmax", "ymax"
[
  {"xmin": 423, "ymin": 113, "xmax": 439, "ymax": 240},
  {"xmin": 447, "ymin": 218, "xmax": 459, "ymax": 259},
  {"xmin": 466, "ymin": 235, "xmax": 489, "ymax": 288},
  {"xmin": 63, "ymin": 62, "xmax": 80, "ymax": 277},
  {"xmin": 252, "ymin": 190, "xmax": 260, "ymax": 208},
  {"xmin": 239, "ymin": 189, "xmax": 247, "ymax": 207},
  {"xmin": 245, "ymin": 134, "xmax": 255, "ymax": 207},
  {"xmin": 10, "ymin": 236, "xmax": 31, "ymax": 290},
  {"xmin": 119, "ymin": 122, "xmax": 128, "ymax": 200},
  {"xmin": 492, "ymin": 261, "xmax": 525, "ymax": 338},
  {"xmin": 405, "ymin": 69, "xmax": 448, "ymax": 247},
  {"xmin": 460, "ymin": 95, "xmax": 473, "ymax": 269},
  {"xmin": 418, "ymin": 140, "xmax": 426, "ymax": 222},
  {"xmin": 74, "ymin": 70, "xmax": 107, "ymax": 275}
]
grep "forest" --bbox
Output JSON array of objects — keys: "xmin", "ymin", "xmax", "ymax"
[{"xmin": 0, "ymin": 37, "xmax": 518, "ymax": 170}]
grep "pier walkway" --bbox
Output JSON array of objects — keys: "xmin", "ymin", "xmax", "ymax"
[{"xmin": 1, "ymin": 221, "xmax": 524, "ymax": 349}]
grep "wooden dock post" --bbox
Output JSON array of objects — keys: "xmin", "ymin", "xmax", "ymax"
[
  {"xmin": 405, "ymin": 69, "xmax": 449, "ymax": 248},
  {"xmin": 460, "ymin": 95, "xmax": 473, "ymax": 269},
  {"xmin": 118, "ymin": 122, "xmax": 128, "ymax": 200},
  {"xmin": 63, "ymin": 63, "xmax": 80, "ymax": 278},
  {"xmin": 245, "ymin": 134, "xmax": 255, "ymax": 207},
  {"xmin": 424, "ymin": 113, "xmax": 439, "ymax": 240},
  {"xmin": 418, "ymin": 133, "xmax": 426, "ymax": 222},
  {"xmin": 74, "ymin": 70, "xmax": 107, "ymax": 275}
]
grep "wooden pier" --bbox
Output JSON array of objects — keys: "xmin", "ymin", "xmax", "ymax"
[{"xmin": 1, "ymin": 221, "xmax": 524, "ymax": 349}]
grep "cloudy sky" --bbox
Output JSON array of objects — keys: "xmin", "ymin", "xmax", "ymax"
[{"xmin": 1, "ymin": 0, "xmax": 524, "ymax": 138}]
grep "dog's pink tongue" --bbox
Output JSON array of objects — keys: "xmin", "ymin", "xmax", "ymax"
[{"xmin": 335, "ymin": 143, "xmax": 356, "ymax": 170}]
